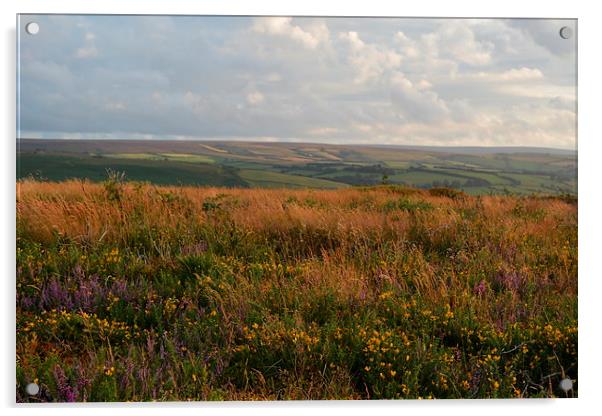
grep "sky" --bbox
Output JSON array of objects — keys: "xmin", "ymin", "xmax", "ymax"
[{"xmin": 18, "ymin": 15, "xmax": 577, "ymax": 149}]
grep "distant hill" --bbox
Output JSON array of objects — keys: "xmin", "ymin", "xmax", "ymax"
[
  {"xmin": 366, "ymin": 144, "xmax": 576, "ymax": 156},
  {"xmin": 17, "ymin": 139, "xmax": 577, "ymax": 195}
]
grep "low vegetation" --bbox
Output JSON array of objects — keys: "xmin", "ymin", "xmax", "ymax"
[{"xmin": 16, "ymin": 178, "xmax": 577, "ymax": 401}]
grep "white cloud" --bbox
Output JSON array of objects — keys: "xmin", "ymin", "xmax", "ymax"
[
  {"xmin": 394, "ymin": 31, "xmax": 420, "ymax": 59},
  {"xmin": 308, "ymin": 127, "xmax": 339, "ymax": 136},
  {"xmin": 265, "ymin": 72, "xmax": 282, "ymax": 82},
  {"xmin": 389, "ymin": 72, "xmax": 450, "ymax": 123},
  {"xmin": 20, "ymin": 16, "xmax": 576, "ymax": 149},
  {"xmin": 75, "ymin": 46, "xmax": 98, "ymax": 59},
  {"xmin": 470, "ymin": 67, "xmax": 544, "ymax": 82},
  {"xmin": 252, "ymin": 17, "xmax": 329, "ymax": 49},
  {"xmin": 104, "ymin": 101, "xmax": 126, "ymax": 111},
  {"xmin": 339, "ymin": 31, "xmax": 402, "ymax": 84},
  {"xmin": 403, "ymin": 20, "xmax": 493, "ymax": 69},
  {"xmin": 416, "ymin": 80, "xmax": 433, "ymax": 90},
  {"xmin": 246, "ymin": 90, "xmax": 264, "ymax": 105},
  {"xmin": 436, "ymin": 21, "xmax": 494, "ymax": 66}
]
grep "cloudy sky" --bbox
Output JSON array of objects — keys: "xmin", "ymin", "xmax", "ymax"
[{"xmin": 18, "ymin": 15, "xmax": 576, "ymax": 149}]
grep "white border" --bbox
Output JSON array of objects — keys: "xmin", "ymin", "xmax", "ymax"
[{"xmin": 2, "ymin": 1, "xmax": 600, "ymax": 415}]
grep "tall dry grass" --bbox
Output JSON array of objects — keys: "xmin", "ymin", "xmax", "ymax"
[{"xmin": 16, "ymin": 179, "xmax": 577, "ymax": 401}]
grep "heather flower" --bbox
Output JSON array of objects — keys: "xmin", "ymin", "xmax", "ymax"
[
  {"xmin": 473, "ymin": 280, "xmax": 487, "ymax": 296},
  {"xmin": 180, "ymin": 241, "xmax": 208, "ymax": 256},
  {"xmin": 53, "ymin": 365, "xmax": 78, "ymax": 402},
  {"xmin": 493, "ymin": 270, "xmax": 524, "ymax": 293}
]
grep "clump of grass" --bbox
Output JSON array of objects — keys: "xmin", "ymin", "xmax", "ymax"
[
  {"xmin": 382, "ymin": 198, "xmax": 433, "ymax": 213},
  {"xmin": 428, "ymin": 187, "xmax": 466, "ymax": 200},
  {"xmin": 103, "ymin": 169, "xmax": 126, "ymax": 202},
  {"xmin": 16, "ymin": 179, "xmax": 577, "ymax": 401}
]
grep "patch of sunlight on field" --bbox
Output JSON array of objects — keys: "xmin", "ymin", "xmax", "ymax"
[
  {"xmin": 199, "ymin": 144, "xmax": 228, "ymax": 153},
  {"xmin": 384, "ymin": 161, "xmax": 410, "ymax": 169},
  {"xmin": 105, "ymin": 153, "xmax": 215, "ymax": 164},
  {"xmin": 239, "ymin": 169, "xmax": 349, "ymax": 189},
  {"xmin": 104, "ymin": 153, "xmax": 160, "ymax": 160},
  {"xmin": 158, "ymin": 153, "xmax": 215, "ymax": 164}
]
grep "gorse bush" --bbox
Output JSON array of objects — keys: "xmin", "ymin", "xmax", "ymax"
[{"xmin": 16, "ymin": 179, "xmax": 577, "ymax": 401}]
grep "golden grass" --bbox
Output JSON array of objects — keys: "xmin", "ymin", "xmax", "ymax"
[{"xmin": 16, "ymin": 179, "xmax": 577, "ymax": 400}]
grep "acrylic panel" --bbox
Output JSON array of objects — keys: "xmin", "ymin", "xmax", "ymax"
[{"xmin": 16, "ymin": 15, "xmax": 577, "ymax": 402}]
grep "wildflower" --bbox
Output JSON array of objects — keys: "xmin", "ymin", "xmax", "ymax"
[{"xmin": 473, "ymin": 280, "xmax": 487, "ymax": 296}]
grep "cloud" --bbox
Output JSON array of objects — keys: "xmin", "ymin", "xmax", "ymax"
[
  {"xmin": 338, "ymin": 31, "xmax": 402, "ymax": 84},
  {"xmin": 389, "ymin": 72, "xmax": 450, "ymax": 123},
  {"xmin": 252, "ymin": 17, "xmax": 329, "ymax": 49},
  {"xmin": 468, "ymin": 67, "xmax": 544, "ymax": 82},
  {"xmin": 509, "ymin": 19, "xmax": 576, "ymax": 56},
  {"xmin": 435, "ymin": 21, "xmax": 494, "ymax": 66},
  {"xmin": 394, "ymin": 31, "xmax": 420, "ymax": 58},
  {"xmin": 18, "ymin": 16, "xmax": 576, "ymax": 149},
  {"xmin": 75, "ymin": 46, "xmax": 98, "ymax": 59},
  {"xmin": 246, "ymin": 90, "xmax": 264, "ymax": 105},
  {"xmin": 104, "ymin": 101, "xmax": 126, "ymax": 111}
]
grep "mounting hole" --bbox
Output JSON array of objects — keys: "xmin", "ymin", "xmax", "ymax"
[
  {"xmin": 25, "ymin": 22, "xmax": 40, "ymax": 35},
  {"xmin": 559, "ymin": 26, "xmax": 573, "ymax": 40},
  {"xmin": 25, "ymin": 382, "xmax": 40, "ymax": 395},
  {"xmin": 559, "ymin": 378, "xmax": 573, "ymax": 392}
]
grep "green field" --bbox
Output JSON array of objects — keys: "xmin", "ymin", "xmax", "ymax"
[
  {"xmin": 17, "ymin": 153, "xmax": 245, "ymax": 187},
  {"xmin": 17, "ymin": 139, "xmax": 577, "ymax": 195},
  {"xmin": 106, "ymin": 152, "xmax": 216, "ymax": 164},
  {"xmin": 239, "ymin": 169, "xmax": 349, "ymax": 189}
]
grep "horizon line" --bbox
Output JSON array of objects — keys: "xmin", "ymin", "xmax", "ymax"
[{"xmin": 16, "ymin": 137, "xmax": 577, "ymax": 152}]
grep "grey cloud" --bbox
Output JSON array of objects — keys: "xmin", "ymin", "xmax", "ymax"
[
  {"xmin": 389, "ymin": 72, "xmax": 450, "ymax": 123},
  {"xmin": 508, "ymin": 19, "xmax": 576, "ymax": 56},
  {"xmin": 18, "ymin": 15, "xmax": 576, "ymax": 148}
]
